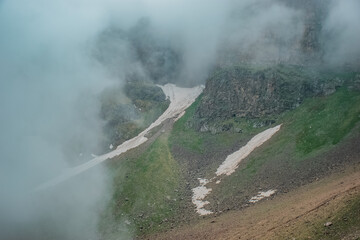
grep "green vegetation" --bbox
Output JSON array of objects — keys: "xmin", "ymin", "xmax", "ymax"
[
  {"xmin": 172, "ymin": 66, "xmax": 359, "ymax": 161},
  {"xmin": 169, "ymin": 95, "xmax": 205, "ymax": 153},
  {"xmin": 169, "ymin": 94, "xmax": 269, "ymax": 155},
  {"xmin": 244, "ymin": 87, "xmax": 360, "ymax": 174},
  {"xmin": 293, "ymin": 88, "xmax": 360, "ymax": 155},
  {"xmin": 100, "ymin": 134, "xmax": 181, "ymax": 238},
  {"xmin": 211, "ymin": 86, "xmax": 360, "ymax": 205}
]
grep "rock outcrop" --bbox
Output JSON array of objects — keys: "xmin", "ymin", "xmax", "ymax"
[{"xmin": 191, "ymin": 65, "xmax": 343, "ymax": 132}]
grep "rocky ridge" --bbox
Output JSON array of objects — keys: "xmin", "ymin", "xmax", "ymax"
[{"xmin": 190, "ymin": 65, "xmax": 344, "ymax": 133}]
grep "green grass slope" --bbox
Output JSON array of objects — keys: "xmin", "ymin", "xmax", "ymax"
[
  {"xmin": 169, "ymin": 95, "xmax": 266, "ymax": 154},
  {"xmin": 212, "ymin": 87, "xmax": 360, "ymax": 211},
  {"xmin": 100, "ymin": 134, "xmax": 182, "ymax": 238}
]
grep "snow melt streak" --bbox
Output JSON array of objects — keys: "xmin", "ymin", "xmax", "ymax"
[
  {"xmin": 35, "ymin": 84, "xmax": 204, "ymax": 191},
  {"xmin": 249, "ymin": 190, "xmax": 276, "ymax": 203},
  {"xmin": 191, "ymin": 125, "xmax": 282, "ymax": 216},
  {"xmin": 216, "ymin": 125, "xmax": 282, "ymax": 176}
]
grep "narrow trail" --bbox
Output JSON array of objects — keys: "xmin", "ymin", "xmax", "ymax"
[{"xmin": 35, "ymin": 84, "xmax": 204, "ymax": 191}]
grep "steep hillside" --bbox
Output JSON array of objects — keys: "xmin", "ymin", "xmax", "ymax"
[
  {"xmin": 147, "ymin": 163, "xmax": 360, "ymax": 240},
  {"xmin": 170, "ymin": 82, "xmax": 360, "ymax": 213},
  {"xmin": 100, "ymin": 132, "xmax": 182, "ymax": 239},
  {"xmin": 100, "ymin": 66, "xmax": 360, "ymax": 239},
  {"xmin": 190, "ymin": 65, "xmax": 356, "ymax": 133}
]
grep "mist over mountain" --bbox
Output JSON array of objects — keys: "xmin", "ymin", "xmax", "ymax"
[{"xmin": 0, "ymin": 0, "xmax": 359, "ymax": 239}]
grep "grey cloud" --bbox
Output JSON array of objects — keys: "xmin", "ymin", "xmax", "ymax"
[{"xmin": 322, "ymin": 0, "xmax": 360, "ymax": 67}]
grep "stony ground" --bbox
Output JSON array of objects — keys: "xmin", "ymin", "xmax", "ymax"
[{"xmin": 144, "ymin": 162, "xmax": 360, "ymax": 240}]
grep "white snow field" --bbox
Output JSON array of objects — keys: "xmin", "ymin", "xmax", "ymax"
[{"xmin": 216, "ymin": 125, "xmax": 282, "ymax": 176}]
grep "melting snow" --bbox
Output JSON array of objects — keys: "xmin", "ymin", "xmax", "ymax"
[
  {"xmin": 191, "ymin": 125, "xmax": 282, "ymax": 216},
  {"xmin": 249, "ymin": 190, "xmax": 276, "ymax": 203},
  {"xmin": 192, "ymin": 178, "xmax": 213, "ymax": 215},
  {"xmin": 216, "ymin": 125, "xmax": 282, "ymax": 176}
]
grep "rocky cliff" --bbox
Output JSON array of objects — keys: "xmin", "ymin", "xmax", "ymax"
[{"xmin": 190, "ymin": 65, "xmax": 345, "ymax": 133}]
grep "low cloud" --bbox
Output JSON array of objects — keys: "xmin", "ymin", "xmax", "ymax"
[{"xmin": 322, "ymin": 0, "xmax": 360, "ymax": 67}]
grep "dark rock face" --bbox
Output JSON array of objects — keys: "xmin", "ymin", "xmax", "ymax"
[{"xmin": 192, "ymin": 66, "xmax": 343, "ymax": 131}]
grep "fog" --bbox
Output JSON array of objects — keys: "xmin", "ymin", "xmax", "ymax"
[
  {"xmin": 0, "ymin": 1, "xmax": 120, "ymax": 239},
  {"xmin": 322, "ymin": 0, "xmax": 360, "ymax": 67},
  {"xmin": 0, "ymin": 0, "xmax": 359, "ymax": 239}
]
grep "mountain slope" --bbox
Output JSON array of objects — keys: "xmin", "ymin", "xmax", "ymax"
[
  {"xmin": 100, "ymin": 66, "xmax": 360, "ymax": 239},
  {"xmin": 146, "ymin": 163, "xmax": 360, "ymax": 240}
]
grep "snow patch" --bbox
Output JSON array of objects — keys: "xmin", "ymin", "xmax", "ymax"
[
  {"xmin": 249, "ymin": 190, "xmax": 276, "ymax": 203},
  {"xmin": 192, "ymin": 178, "xmax": 213, "ymax": 215},
  {"xmin": 216, "ymin": 125, "xmax": 282, "ymax": 176}
]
